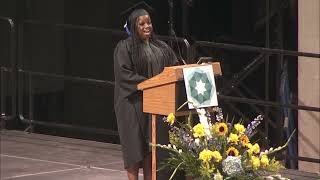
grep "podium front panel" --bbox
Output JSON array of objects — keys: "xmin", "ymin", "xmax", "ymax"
[{"xmin": 142, "ymin": 83, "xmax": 176, "ymax": 116}]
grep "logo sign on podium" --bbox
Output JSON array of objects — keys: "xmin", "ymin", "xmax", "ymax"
[{"xmin": 183, "ymin": 65, "xmax": 218, "ymax": 109}]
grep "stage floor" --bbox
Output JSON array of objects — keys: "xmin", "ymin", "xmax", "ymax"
[
  {"xmin": 1, "ymin": 130, "xmax": 319, "ymax": 180},
  {"xmin": 1, "ymin": 130, "xmax": 143, "ymax": 180}
]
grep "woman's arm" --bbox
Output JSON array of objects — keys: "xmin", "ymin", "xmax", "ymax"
[{"xmin": 114, "ymin": 40, "xmax": 147, "ymax": 98}]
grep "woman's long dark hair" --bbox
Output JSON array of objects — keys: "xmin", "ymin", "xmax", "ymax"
[{"xmin": 128, "ymin": 9, "xmax": 175, "ymax": 76}]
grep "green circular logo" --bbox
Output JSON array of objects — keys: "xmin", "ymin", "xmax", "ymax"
[{"xmin": 188, "ymin": 70, "xmax": 213, "ymax": 104}]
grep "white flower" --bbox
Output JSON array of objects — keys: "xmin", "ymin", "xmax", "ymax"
[
  {"xmin": 213, "ymin": 172, "xmax": 223, "ymax": 180},
  {"xmin": 222, "ymin": 156, "xmax": 243, "ymax": 176},
  {"xmin": 265, "ymin": 176, "xmax": 274, "ymax": 180},
  {"xmin": 274, "ymin": 175, "xmax": 282, "ymax": 178},
  {"xmin": 196, "ymin": 108, "xmax": 212, "ymax": 138},
  {"xmin": 194, "ymin": 138, "xmax": 200, "ymax": 145},
  {"xmin": 260, "ymin": 150, "xmax": 268, "ymax": 156},
  {"xmin": 168, "ymin": 144, "xmax": 172, "ymax": 148},
  {"xmin": 173, "ymin": 145, "xmax": 177, "ymax": 149},
  {"xmin": 197, "ymin": 108, "xmax": 206, "ymax": 116},
  {"xmin": 267, "ymin": 174, "xmax": 288, "ymax": 180},
  {"xmin": 178, "ymin": 149, "xmax": 182, "ymax": 154}
]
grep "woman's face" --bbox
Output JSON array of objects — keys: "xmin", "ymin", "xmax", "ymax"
[{"xmin": 136, "ymin": 15, "xmax": 153, "ymax": 42}]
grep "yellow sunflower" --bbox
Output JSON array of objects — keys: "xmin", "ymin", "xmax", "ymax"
[
  {"xmin": 226, "ymin": 147, "xmax": 239, "ymax": 156},
  {"xmin": 239, "ymin": 134, "xmax": 250, "ymax": 146},
  {"xmin": 214, "ymin": 123, "xmax": 228, "ymax": 136}
]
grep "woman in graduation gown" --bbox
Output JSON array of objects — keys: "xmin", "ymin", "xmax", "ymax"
[{"xmin": 113, "ymin": 7, "xmax": 178, "ymax": 180}]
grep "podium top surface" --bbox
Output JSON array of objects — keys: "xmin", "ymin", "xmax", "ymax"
[{"xmin": 138, "ymin": 62, "xmax": 222, "ymax": 90}]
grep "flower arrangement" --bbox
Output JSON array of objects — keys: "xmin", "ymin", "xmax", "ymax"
[{"xmin": 156, "ymin": 102, "xmax": 295, "ymax": 180}]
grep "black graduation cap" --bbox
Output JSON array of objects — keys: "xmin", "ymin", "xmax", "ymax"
[
  {"xmin": 120, "ymin": 1, "xmax": 154, "ymax": 21},
  {"xmin": 120, "ymin": 1, "xmax": 155, "ymax": 34}
]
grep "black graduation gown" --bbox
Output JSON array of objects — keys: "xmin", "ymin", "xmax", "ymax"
[{"xmin": 113, "ymin": 37, "xmax": 178, "ymax": 169}]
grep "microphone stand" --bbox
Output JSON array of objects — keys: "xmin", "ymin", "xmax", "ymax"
[
  {"xmin": 168, "ymin": 0, "xmax": 174, "ymax": 37},
  {"xmin": 168, "ymin": 0, "xmax": 187, "ymax": 64}
]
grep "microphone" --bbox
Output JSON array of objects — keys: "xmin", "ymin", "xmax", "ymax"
[{"xmin": 171, "ymin": 29, "xmax": 187, "ymax": 65}]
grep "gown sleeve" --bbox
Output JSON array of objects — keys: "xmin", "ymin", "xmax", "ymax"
[
  {"xmin": 160, "ymin": 40, "xmax": 180, "ymax": 66},
  {"xmin": 114, "ymin": 40, "xmax": 147, "ymax": 98},
  {"xmin": 168, "ymin": 45, "xmax": 179, "ymax": 66}
]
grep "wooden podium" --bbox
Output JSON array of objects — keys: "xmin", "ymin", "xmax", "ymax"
[{"xmin": 137, "ymin": 62, "xmax": 222, "ymax": 180}]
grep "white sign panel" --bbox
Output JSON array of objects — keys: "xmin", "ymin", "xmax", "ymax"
[{"xmin": 183, "ymin": 65, "xmax": 218, "ymax": 109}]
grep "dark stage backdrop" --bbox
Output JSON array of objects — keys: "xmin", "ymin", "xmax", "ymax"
[
  {"xmin": 0, "ymin": 0, "xmax": 176, "ymax": 142},
  {"xmin": 0, "ymin": 0, "xmax": 298, "ymax": 145}
]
